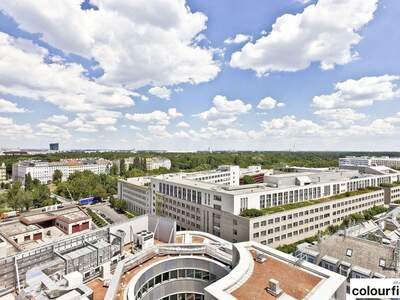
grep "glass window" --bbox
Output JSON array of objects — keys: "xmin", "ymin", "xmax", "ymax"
[{"xmin": 170, "ymin": 270, "xmax": 178, "ymax": 279}]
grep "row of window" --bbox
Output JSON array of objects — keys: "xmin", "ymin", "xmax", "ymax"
[{"xmin": 136, "ymin": 269, "xmax": 216, "ymax": 300}]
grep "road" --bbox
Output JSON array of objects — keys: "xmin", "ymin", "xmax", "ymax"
[
  {"xmin": 89, "ymin": 202, "xmax": 128, "ymax": 224},
  {"xmin": 51, "ymin": 193, "xmax": 73, "ymax": 204}
]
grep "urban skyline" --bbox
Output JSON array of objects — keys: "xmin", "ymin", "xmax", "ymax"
[{"xmin": 0, "ymin": 0, "xmax": 399, "ymax": 150}]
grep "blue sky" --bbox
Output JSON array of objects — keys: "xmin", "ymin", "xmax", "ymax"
[{"xmin": 0, "ymin": 0, "xmax": 399, "ymax": 151}]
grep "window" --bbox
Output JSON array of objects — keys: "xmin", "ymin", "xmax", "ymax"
[
  {"xmin": 346, "ymin": 248, "xmax": 353, "ymax": 257},
  {"xmin": 379, "ymin": 259, "xmax": 386, "ymax": 267}
]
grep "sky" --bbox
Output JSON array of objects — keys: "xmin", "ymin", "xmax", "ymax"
[{"xmin": 0, "ymin": 0, "xmax": 399, "ymax": 151}]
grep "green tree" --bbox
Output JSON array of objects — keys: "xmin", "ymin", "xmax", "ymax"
[
  {"xmin": 32, "ymin": 184, "xmax": 50, "ymax": 207},
  {"xmin": 7, "ymin": 181, "xmax": 22, "ymax": 211},
  {"xmin": 120, "ymin": 159, "xmax": 126, "ymax": 176},
  {"xmin": 24, "ymin": 173, "xmax": 33, "ymax": 191},
  {"xmin": 20, "ymin": 190, "xmax": 33, "ymax": 211},
  {"xmin": 242, "ymin": 175, "xmax": 256, "ymax": 185},
  {"xmin": 52, "ymin": 169, "xmax": 63, "ymax": 183},
  {"xmin": 94, "ymin": 184, "xmax": 107, "ymax": 199}
]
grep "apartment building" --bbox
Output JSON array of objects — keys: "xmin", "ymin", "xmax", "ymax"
[
  {"xmin": 12, "ymin": 158, "xmax": 112, "ymax": 183},
  {"xmin": 0, "ymin": 163, "xmax": 6, "ymax": 183},
  {"xmin": 340, "ymin": 156, "xmax": 400, "ymax": 169},
  {"xmin": 134, "ymin": 156, "xmax": 172, "ymax": 170}
]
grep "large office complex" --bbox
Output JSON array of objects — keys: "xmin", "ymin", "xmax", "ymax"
[
  {"xmin": 12, "ymin": 158, "xmax": 112, "ymax": 183},
  {"xmin": 119, "ymin": 164, "xmax": 400, "ymax": 247},
  {"xmin": 339, "ymin": 156, "xmax": 400, "ymax": 169}
]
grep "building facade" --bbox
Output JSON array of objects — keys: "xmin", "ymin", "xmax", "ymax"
[
  {"xmin": 0, "ymin": 163, "xmax": 6, "ymax": 183},
  {"xmin": 340, "ymin": 156, "xmax": 400, "ymax": 169},
  {"xmin": 12, "ymin": 158, "xmax": 112, "ymax": 183}
]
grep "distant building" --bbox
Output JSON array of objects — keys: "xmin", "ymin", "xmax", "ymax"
[
  {"xmin": 49, "ymin": 143, "xmax": 59, "ymax": 152},
  {"xmin": 340, "ymin": 156, "xmax": 400, "ymax": 169},
  {"xmin": 239, "ymin": 165, "xmax": 272, "ymax": 184},
  {"xmin": 12, "ymin": 158, "xmax": 112, "ymax": 184},
  {"xmin": 0, "ymin": 163, "xmax": 6, "ymax": 183},
  {"xmin": 135, "ymin": 156, "xmax": 172, "ymax": 171}
]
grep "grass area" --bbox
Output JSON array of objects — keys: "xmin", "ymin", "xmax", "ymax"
[
  {"xmin": 241, "ymin": 186, "xmax": 382, "ymax": 217},
  {"xmin": 380, "ymin": 181, "xmax": 400, "ymax": 188},
  {"xmin": 87, "ymin": 208, "xmax": 107, "ymax": 227},
  {"xmin": 0, "ymin": 207, "xmax": 12, "ymax": 213},
  {"xmin": 124, "ymin": 210, "xmax": 137, "ymax": 219}
]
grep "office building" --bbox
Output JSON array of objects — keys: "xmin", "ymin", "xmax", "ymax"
[
  {"xmin": 118, "ymin": 165, "xmax": 240, "ymax": 215},
  {"xmin": 121, "ymin": 164, "xmax": 400, "ymax": 247},
  {"xmin": 239, "ymin": 165, "xmax": 272, "ymax": 184},
  {"xmin": 12, "ymin": 158, "xmax": 112, "ymax": 184},
  {"xmin": 339, "ymin": 156, "xmax": 400, "ymax": 169}
]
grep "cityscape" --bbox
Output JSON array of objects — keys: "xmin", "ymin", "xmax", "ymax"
[{"xmin": 1, "ymin": 1, "xmax": 400, "ymax": 300}]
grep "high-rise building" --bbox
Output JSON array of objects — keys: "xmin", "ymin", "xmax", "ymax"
[{"xmin": 49, "ymin": 143, "xmax": 59, "ymax": 152}]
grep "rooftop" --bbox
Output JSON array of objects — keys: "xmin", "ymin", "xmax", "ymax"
[
  {"xmin": 300, "ymin": 234, "xmax": 399, "ymax": 277},
  {"xmin": 232, "ymin": 250, "xmax": 322, "ymax": 300},
  {"xmin": 0, "ymin": 221, "xmax": 40, "ymax": 237}
]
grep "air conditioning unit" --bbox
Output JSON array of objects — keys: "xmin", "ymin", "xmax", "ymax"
[{"xmin": 267, "ymin": 278, "xmax": 282, "ymax": 297}]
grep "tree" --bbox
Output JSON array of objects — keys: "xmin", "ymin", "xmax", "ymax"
[
  {"xmin": 52, "ymin": 169, "xmax": 63, "ymax": 183},
  {"xmin": 32, "ymin": 184, "xmax": 50, "ymax": 207},
  {"xmin": 115, "ymin": 199, "xmax": 127, "ymax": 212},
  {"xmin": 7, "ymin": 181, "xmax": 22, "ymax": 211},
  {"xmin": 94, "ymin": 184, "xmax": 107, "ymax": 200},
  {"xmin": 20, "ymin": 190, "xmax": 33, "ymax": 211},
  {"xmin": 110, "ymin": 164, "xmax": 118, "ymax": 176},
  {"xmin": 242, "ymin": 175, "xmax": 256, "ymax": 185},
  {"xmin": 25, "ymin": 173, "xmax": 33, "ymax": 191},
  {"xmin": 120, "ymin": 159, "xmax": 126, "ymax": 176}
]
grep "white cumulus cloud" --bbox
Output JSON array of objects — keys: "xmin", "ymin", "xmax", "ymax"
[
  {"xmin": 257, "ymin": 97, "xmax": 285, "ymax": 110},
  {"xmin": 230, "ymin": 0, "xmax": 378, "ymax": 75},
  {"xmin": 0, "ymin": 98, "xmax": 27, "ymax": 113},
  {"xmin": 313, "ymin": 75, "xmax": 400, "ymax": 109},
  {"xmin": 149, "ymin": 86, "xmax": 172, "ymax": 100},
  {"xmin": 224, "ymin": 34, "xmax": 252, "ymax": 44}
]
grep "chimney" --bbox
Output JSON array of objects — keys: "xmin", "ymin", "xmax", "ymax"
[{"xmin": 267, "ymin": 278, "xmax": 282, "ymax": 296}]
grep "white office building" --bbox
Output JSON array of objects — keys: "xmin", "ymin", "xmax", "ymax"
[
  {"xmin": 119, "ymin": 164, "xmax": 400, "ymax": 247},
  {"xmin": 118, "ymin": 165, "xmax": 240, "ymax": 215},
  {"xmin": 339, "ymin": 156, "xmax": 400, "ymax": 169},
  {"xmin": 12, "ymin": 158, "xmax": 112, "ymax": 184}
]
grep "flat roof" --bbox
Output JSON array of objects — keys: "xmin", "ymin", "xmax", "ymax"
[
  {"xmin": 231, "ymin": 249, "xmax": 322, "ymax": 300},
  {"xmin": 0, "ymin": 221, "xmax": 40, "ymax": 236}
]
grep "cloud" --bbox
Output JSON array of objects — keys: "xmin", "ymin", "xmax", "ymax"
[
  {"xmin": 0, "ymin": 32, "xmax": 134, "ymax": 113},
  {"xmin": 230, "ymin": 0, "xmax": 378, "ymax": 75},
  {"xmin": 0, "ymin": 116, "xmax": 32, "ymax": 137},
  {"xmin": 176, "ymin": 121, "xmax": 190, "ymax": 128},
  {"xmin": 125, "ymin": 107, "xmax": 182, "ymax": 125},
  {"xmin": 257, "ymin": 97, "xmax": 285, "ymax": 110},
  {"xmin": 105, "ymin": 125, "xmax": 117, "ymax": 132},
  {"xmin": 224, "ymin": 34, "xmax": 252, "ymax": 44},
  {"xmin": 197, "ymin": 95, "xmax": 251, "ymax": 127},
  {"xmin": 148, "ymin": 86, "xmax": 171, "ymax": 100},
  {"xmin": 314, "ymin": 108, "xmax": 366, "ymax": 124},
  {"xmin": 66, "ymin": 110, "xmax": 121, "ymax": 132},
  {"xmin": 261, "ymin": 115, "xmax": 323, "ymax": 136},
  {"xmin": 0, "ymin": 0, "xmax": 220, "ymax": 88},
  {"xmin": 36, "ymin": 122, "xmax": 71, "ymax": 140},
  {"xmin": 0, "ymin": 98, "xmax": 27, "ymax": 113},
  {"xmin": 45, "ymin": 114, "xmax": 69, "ymax": 124},
  {"xmin": 313, "ymin": 75, "xmax": 400, "ymax": 109}
]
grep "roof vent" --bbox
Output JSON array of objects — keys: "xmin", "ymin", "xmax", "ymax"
[
  {"xmin": 255, "ymin": 253, "xmax": 267, "ymax": 263},
  {"xmin": 267, "ymin": 278, "xmax": 282, "ymax": 296}
]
